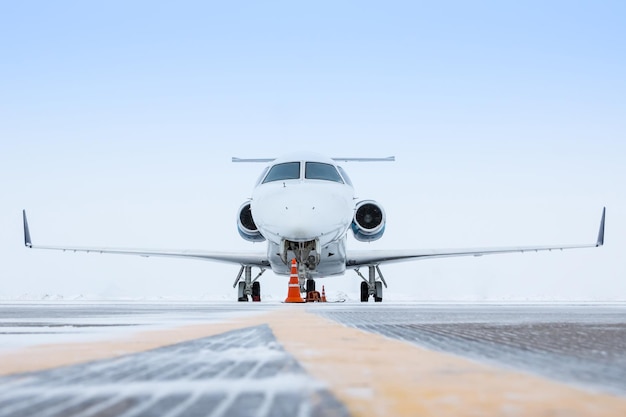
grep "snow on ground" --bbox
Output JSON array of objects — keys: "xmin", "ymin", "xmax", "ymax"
[{"xmin": 0, "ymin": 301, "xmax": 272, "ymax": 352}]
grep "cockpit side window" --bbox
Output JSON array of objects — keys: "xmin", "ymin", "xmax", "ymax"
[
  {"xmin": 305, "ymin": 162, "xmax": 344, "ymax": 183},
  {"xmin": 337, "ymin": 166, "xmax": 353, "ymax": 186},
  {"xmin": 262, "ymin": 162, "xmax": 301, "ymax": 183}
]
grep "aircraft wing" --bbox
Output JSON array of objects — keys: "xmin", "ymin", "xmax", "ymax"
[
  {"xmin": 22, "ymin": 211, "xmax": 269, "ymax": 268},
  {"xmin": 346, "ymin": 207, "xmax": 605, "ymax": 268}
]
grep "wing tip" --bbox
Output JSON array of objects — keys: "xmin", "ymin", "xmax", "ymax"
[
  {"xmin": 23, "ymin": 209, "xmax": 32, "ymax": 248},
  {"xmin": 596, "ymin": 206, "xmax": 605, "ymax": 247}
]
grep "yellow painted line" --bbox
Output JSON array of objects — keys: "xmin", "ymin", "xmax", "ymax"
[{"xmin": 269, "ymin": 308, "xmax": 626, "ymax": 417}]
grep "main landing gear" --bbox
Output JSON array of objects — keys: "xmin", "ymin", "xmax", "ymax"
[
  {"xmin": 355, "ymin": 265, "xmax": 387, "ymax": 302},
  {"xmin": 234, "ymin": 265, "xmax": 266, "ymax": 302}
]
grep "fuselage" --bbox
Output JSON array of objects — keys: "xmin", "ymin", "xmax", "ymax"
[{"xmin": 250, "ymin": 152, "xmax": 355, "ymax": 277}]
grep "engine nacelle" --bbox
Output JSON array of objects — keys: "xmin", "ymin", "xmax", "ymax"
[
  {"xmin": 237, "ymin": 202, "xmax": 265, "ymax": 242},
  {"xmin": 351, "ymin": 200, "xmax": 386, "ymax": 242}
]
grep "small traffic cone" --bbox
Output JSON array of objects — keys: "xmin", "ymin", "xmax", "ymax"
[
  {"xmin": 321, "ymin": 285, "xmax": 327, "ymax": 302},
  {"xmin": 284, "ymin": 259, "xmax": 304, "ymax": 303}
]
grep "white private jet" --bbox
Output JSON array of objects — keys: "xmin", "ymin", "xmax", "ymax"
[{"xmin": 23, "ymin": 151, "xmax": 605, "ymax": 302}]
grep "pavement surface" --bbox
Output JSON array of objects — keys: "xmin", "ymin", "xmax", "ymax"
[
  {"xmin": 0, "ymin": 302, "xmax": 625, "ymax": 416},
  {"xmin": 317, "ymin": 304, "xmax": 626, "ymax": 397}
]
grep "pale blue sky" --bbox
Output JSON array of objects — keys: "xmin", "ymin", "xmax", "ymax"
[{"xmin": 1, "ymin": 1, "xmax": 624, "ymax": 299}]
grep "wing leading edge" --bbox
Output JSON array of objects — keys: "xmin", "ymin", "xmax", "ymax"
[
  {"xmin": 346, "ymin": 207, "xmax": 606, "ymax": 268},
  {"xmin": 22, "ymin": 211, "xmax": 269, "ymax": 268},
  {"xmin": 23, "ymin": 208, "xmax": 606, "ymax": 271}
]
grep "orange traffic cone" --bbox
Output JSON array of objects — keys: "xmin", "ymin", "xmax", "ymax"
[
  {"xmin": 284, "ymin": 259, "xmax": 304, "ymax": 303},
  {"xmin": 321, "ymin": 285, "xmax": 327, "ymax": 302}
]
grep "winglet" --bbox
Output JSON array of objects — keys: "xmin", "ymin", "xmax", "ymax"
[
  {"xmin": 23, "ymin": 210, "xmax": 32, "ymax": 248},
  {"xmin": 596, "ymin": 207, "xmax": 605, "ymax": 247}
]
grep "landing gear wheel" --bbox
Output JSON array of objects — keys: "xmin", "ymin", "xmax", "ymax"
[
  {"xmin": 374, "ymin": 281, "xmax": 383, "ymax": 302},
  {"xmin": 237, "ymin": 282, "xmax": 248, "ymax": 302},
  {"xmin": 252, "ymin": 281, "xmax": 261, "ymax": 302},
  {"xmin": 360, "ymin": 281, "xmax": 369, "ymax": 302},
  {"xmin": 306, "ymin": 279, "xmax": 316, "ymax": 294}
]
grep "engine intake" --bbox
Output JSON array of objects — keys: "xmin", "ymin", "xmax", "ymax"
[
  {"xmin": 351, "ymin": 200, "xmax": 385, "ymax": 242},
  {"xmin": 237, "ymin": 202, "xmax": 265, "ymax": 242}
]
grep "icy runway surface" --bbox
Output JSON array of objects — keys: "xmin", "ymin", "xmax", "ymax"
[
  {"xmin": 0, "ymin": 323, "xmax": 348, "ymax": 417},
  {"xmin": 2, "ymin": 302, "xmax": 626, "ymax": 416},
  {"xmin": 316, "ymin": 303, "xmax": 626, "ymax": 396},
  {"xmin": 0, "ymin": 302, "xmax": 275, "ymax": 351}
]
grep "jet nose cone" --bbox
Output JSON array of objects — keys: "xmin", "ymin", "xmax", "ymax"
[
  {"xmin": 280, "ymin": 204, "xmax": 326, "ymax": 239},
  {"xmin": 252, "ymin": 184, "xmax": 353, "ymax": 242}
]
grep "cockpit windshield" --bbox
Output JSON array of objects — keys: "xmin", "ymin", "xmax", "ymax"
[
  {"xmin": 305, "ymin": 162, "xmax": 344, "ymax": 183},
  {"xmin": 337, "ymin": 166, "xmax": 353, "ymax": 186},
  {"xmin": 262, "ymin": 162, "xmax": 300, "ymax": 183}
]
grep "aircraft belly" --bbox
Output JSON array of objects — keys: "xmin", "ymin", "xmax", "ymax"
[{"xmin": 267, "ymin": 240, "xmax": 346, "ymax": 277}]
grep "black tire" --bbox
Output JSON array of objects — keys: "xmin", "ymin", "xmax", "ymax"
[
  {"xmin": 306, "ymin": 279, "xmax": 316, "ymax": 293},
  {"xmin": 360, "ymin": 281, "xmax": 369, "ymax": 302},
  {"xmin": 252, "ymin": 281, "xmax": 261, "ymax": 302},
  {"xmin": 237, "ymin": 282, "xmax": 248, "ymax": 302},
  {"xmin": 374, "ymin": 281, "xmax": 383, "ymax": 302}
]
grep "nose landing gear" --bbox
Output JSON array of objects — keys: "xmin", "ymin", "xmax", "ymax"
[
  {"xmin": 306, "ymin": 278, "xmax": 316, "ymax": 293},
  {"xmin": 355, "ymin": 265, "xmax": 387, "ymax": 302}
]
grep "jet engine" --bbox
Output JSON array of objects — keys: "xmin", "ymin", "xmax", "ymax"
[
  {"xmin": 351, "ymin": 200, "xmax": 386, "ymax": 242},
  {"xmin": 237, "ymin": 202, "xmax": 265, "ymax": 242}
]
